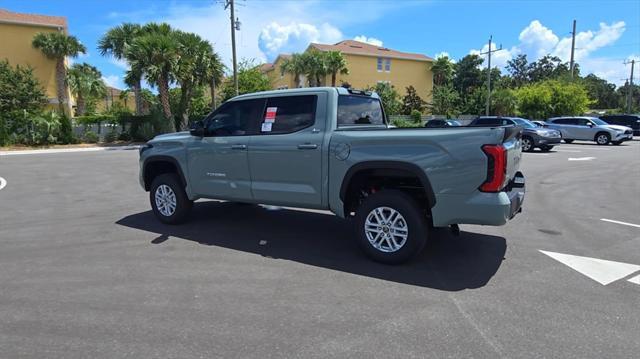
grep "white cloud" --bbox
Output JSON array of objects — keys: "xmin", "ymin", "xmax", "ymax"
[
  {"xmin": 258, "ymin": 22, "xmax": 343, "ymax": 59},
  {"xmin": 353, "ymin": 35, "xmax": 383, "ymax": 47},
  {"xmin": 109, "ymin": 58, "xmax": 129, "ymax": 70},
  {"xmin": 102, "ymin": 75, "xmax": 124, "ymax": 89},
  {"xmin": 468, "ymin": 20, "xmax": 629, "ymax": 84}
]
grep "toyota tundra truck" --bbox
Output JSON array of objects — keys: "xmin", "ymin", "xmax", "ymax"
[{"xmin": 139, "ymin": 87, "xmax": 525, "ymax": 264}]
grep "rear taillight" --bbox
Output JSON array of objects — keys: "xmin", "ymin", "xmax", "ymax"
[{"xmin": 480, "ymin": 144, "xmax": 507, "ymax": 192}]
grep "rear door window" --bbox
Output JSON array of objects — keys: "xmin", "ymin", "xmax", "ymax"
[
  {"xmin": 337, "ymin": 95, "xmax": 385, "ymax": 126},
  {"xmin": 259, "ymin": 95, "xmax": 317, "ymax": 135}
]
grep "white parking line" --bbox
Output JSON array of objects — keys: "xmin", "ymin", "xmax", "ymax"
[
  {"xmin": 600, "ymin": 218, "xmax": 640, "ymax": 229},
  {"xmin": 568, "ymin": 157, "xmax": 596, "ymax": 161},
  {"xmin": 554, "ymin": 149, "xmax": 582, "ymax": 153},
  {"xmin": 0, "ymin": 177, "xmax": 6, "ymax": 191},
  {"xmin": 628, "ymin": 274, "xmax": 640, "ymax": 285}
]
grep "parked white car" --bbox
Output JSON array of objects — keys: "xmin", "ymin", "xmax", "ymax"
[{"xmin": 546, "ymin": 116, "xmax": 633, "ymax": 145}]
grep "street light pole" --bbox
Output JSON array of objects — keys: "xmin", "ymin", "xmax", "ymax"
[{"xmin": 569, "ymin": 20, "xmax": 576, "ymax": 78}]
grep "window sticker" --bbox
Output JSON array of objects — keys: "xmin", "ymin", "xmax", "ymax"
[
  {"xmin": 265, "ymin": 107, "xmax": 277, "ymax": 122},
  {"xmin": 261, "ymin": 122, "xmax": 272, "ymax": 132}
]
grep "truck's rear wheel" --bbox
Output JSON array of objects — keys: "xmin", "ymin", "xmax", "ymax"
[
  {"xmin": 150, "ymin": 173, "xmax": 192, "ymax": 224},
  {"xmin": 354, "ymin": 190, "xmax": 428, "ymax": 264}
]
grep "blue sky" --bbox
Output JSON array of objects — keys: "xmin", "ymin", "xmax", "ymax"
[{"xmin": 4, "ymin": 0, "xmax": 639, "ymax": 89}]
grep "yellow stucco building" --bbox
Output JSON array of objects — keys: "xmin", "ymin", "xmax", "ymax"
[
  {"xmin": 0, "ymin": 8, "xmax": 73, "ymax": 115},
  {"xmin": 262, "ymin": 40, "xmax": 434, "ymax": 102}
]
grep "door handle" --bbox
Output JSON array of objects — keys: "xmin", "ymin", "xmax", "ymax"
[
  {"xmin": 297, "ymin": 144, "xmax": 318, "ymax": 150},
  {"xmin": 231, "ymin": 144, "xmax": 247, "ymax": 150}
]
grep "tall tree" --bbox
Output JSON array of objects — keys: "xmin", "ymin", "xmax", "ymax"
[
  {"xmin": 323, "ymin": 51, "xmax": 349, "ymax": 86},
  {"xmin": 206, "ymin": 52, "xmax": 225, "ymax": 110},
  {"xmin": 280, "ymin": 53, "xmax": 306, "ymax": 88},
  {"xmin": 97, "ymin": 23, "xmax": 144, "ymax": 115},
  {"xmin": 401, "ymin": 86, "xmax": 427, "ymax": 115},
  {"xmin": 125, "ymin": 23, "xmax": 178, "ymax": 130},
  {"xmin": 506, "ymin": 54, "xmax": 529, "ymax": 87},
  {"xmin": 453, "ymin": 54, "xmax": 484, "ymax": 100},
  {"xmin": 429, "ymin": 84, "xmax": 460, "ymax": 118},
  {"xmin": 32, "ymin": 32, "xmax": 86, "ymax": 114},
  {"xmin": 581, "ymin": 74, "xmax": 618, "ymax": 109},
  {"xmin": 367, "ymin": 82, "xmax": 402, "ymax": 115},
  {"xmin": 300, "ymin": 51, "xmax": 326, "ymax": 87},
  {"xmin": 431, "ymin": 55, "xmax": 454, "ymax": 86},
  {"xmin": 220, "ymin": 60, "xmax": 271, "ymax": 102},
  {"xmin": 67, "ymin": 63, "xmax": 107, "ymax": 116},
  {"xmin": 173, "ymin": 31, "xmax": 213, "ymax": 130}
]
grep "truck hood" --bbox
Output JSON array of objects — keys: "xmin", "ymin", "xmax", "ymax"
[{"xmin": 150, "ymin": 131, "xmax": 192, "ymax": 143}]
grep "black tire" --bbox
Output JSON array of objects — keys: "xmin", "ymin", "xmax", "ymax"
[
  {"xmin": 563, "ymin": 139, "xmax": 574, "ymax": 144},
  {"xmin": 611, "ymin": 141, "xmax": 622, "ymax": 145},
  {"xmin": 150, "ymin": 173, "xmax": 193, "ymax": 224},
  {"xmin": 540, "ymin": 145, "xmax": 554, "ymax": 152},
  {"xmin": 354, "ymin": 190, "xmax": 428, "ymax": 264},
  {"xmin": 521, "ymin": 136, "xmax": 534, "ymax": 152},
  {"xmin": 594, "ymin": 132, "xmax": 611, "ymax": 145}
]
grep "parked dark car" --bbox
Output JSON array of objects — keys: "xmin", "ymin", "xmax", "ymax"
[
  {"xmin": 425, "ymin": 119, "xmax": 462, "ymax": 128},
  {"xmin": 599, "ymin": 114, "xmax": 640, "ymax": 136},
  {"xmin": 468, "ymin": 116, "xmax": 562, "ymax": 152}
]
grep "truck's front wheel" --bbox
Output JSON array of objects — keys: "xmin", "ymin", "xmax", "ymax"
[
  {"xmin": 354, "ymin": 190, "xmax": 428, "ymax": 264},
  {"xmin": 150, "ymin": 173, "xmax": 192, "ymax": 224}
]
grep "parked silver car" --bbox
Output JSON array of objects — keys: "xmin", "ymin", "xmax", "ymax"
[{"xmin": 546, "ymin": 116, "xmax": 633, "ymax": 145}]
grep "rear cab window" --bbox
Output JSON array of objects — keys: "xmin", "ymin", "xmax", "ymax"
[
  {"xmin": 337, "ymin": 95, "xmax": 385, "ymax": 127},
  {"xmin": 259, "ymin": 95, "xmax": 317, "ymax": 135}
]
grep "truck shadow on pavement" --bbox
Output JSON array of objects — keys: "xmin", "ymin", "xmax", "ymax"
[{"xmin": 117, "ymin": 201, "xmax": 507, "ymax": 291}]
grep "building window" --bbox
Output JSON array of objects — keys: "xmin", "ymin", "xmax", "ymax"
[
  {"xmin": 377, "ymin": 57, "xmax": 383, "ymax": 71},
  {"xmin": 384, "ymin": 58, "xmax": 391, "ymax": 72}
]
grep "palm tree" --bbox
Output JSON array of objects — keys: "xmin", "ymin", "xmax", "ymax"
[
  {"xmin": 125, "ymin": 24, "xmax": 178, "ymax": 131},
  {"xmin": 280, "ymin": 54, "xmax": 306, "ymax": 88},
  {"xmin": 119, "ymin": 88, "xmax": 131, "ymax": 109},
  {"xmin": 206, "ymin": 52, "xmax": 225, "ymax": 110},
  {"xmin": 97, "ymin": 23, "xmax": 143, "ymax": 115},
  {"xmin": 301, "ymin": 51, "xmax": 326, "ymax": 87},
  {"xmin": 67, "ymin": 63, "xmax": 106, "ymax": 115},
  {"xmin": 323, "ymin": 51, "xmax": 349, "ymax": 86},
  {"xmin": 173, "ymin": 31, "xmax": 213, "ymax": 130},
  {"xmin": 32, "ymin": 32, "xmax": 86, "ymax": 114},
  {"xmin": 431, "ymin": 55, "xmax": 455, "ymax": 86}
]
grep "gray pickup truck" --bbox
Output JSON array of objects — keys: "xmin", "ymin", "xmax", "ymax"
[{"xmin": 139, "ymin": 87, "xmax": 525, "ymax": 263}]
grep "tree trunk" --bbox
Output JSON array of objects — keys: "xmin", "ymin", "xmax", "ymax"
[
  {"xmin": 133, "ymin": 79, "xmax": 143, "ymax": 115},
  {"xmin": 294, "ymin": 74, "xmax": 301, "ymax": 88},
  {"xmin": 210, "ymin": 77, "xmax": 217, "ymax": 111},
  {"xmin": 76, "ymin": 93, "xmax": 85, "ymax": 116},
  {"xmin": 178, "ymin": 83, "xmax": 192, "ymax": 131},
  {"xmin": 55, "ymin": 59, "xmax": 68, "ymax": 115},
  {"xmin": 331, "ymin": 72, "xmax": 337, "ymax": 87},
  {"xmin": 157, "ymin": 73, "xmax": 175, "ymax": 132},
  {"xmin": 316, "ymin": 75, "xmax": 322, "ymax": 87}
]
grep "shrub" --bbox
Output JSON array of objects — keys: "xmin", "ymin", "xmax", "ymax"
[
  {"xmin": 104, "ymin": 130, "xmax": 118, "ymax": 143},
  {"xmin": 83, "ymin": 131, "xmax": 99, "ymax": 143},
  {"xmin": 410, "ymin": 109, "xmax": 422, "ymax": 123},
  {"xmin": 391, "ymin": 118, "xmax": 422, "ymax": 128},
  {"xmin": 58, "ymin": 115, "xmax": 74, "ymax": 144},
  {"xmin": 117, "ymin": 132, "xmax": 132, "ymax": 142}
]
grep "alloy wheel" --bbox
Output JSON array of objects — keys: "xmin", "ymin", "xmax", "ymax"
[
  {"xmin": 364, "ymin": 206, "xmax": 409, "ymax": 253},
  {"xmin": 155, "ymin": 184, "xmax": 177, "ymax": 217}
]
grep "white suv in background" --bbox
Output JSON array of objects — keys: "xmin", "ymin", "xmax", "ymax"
[{"xmin": 546, "ymin": 116, "xmax": 633, "ymax": 145}]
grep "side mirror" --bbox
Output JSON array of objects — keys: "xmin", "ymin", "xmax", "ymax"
[
  {"xmin": 587, "ymin": 123, "xmax": 594, "ymax": 127},
  {"xmin": 190, "ymin": 120, "xmax": 205, "ymax": 137}
]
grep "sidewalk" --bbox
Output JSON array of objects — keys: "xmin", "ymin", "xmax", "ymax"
[{"xmin": 0, "ymin": 144, "xmax": 141, "ymax": 156}]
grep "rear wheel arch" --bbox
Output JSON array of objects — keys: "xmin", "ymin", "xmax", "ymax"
[
  {"xmin": 143, "ymin": 156, "xmax": 187, "ymax": 191},
  {"xmin": 339, "ymin": 161, "xmax": 436, "ymax": 218}
]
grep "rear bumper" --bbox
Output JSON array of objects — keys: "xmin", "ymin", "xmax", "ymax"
[{"xmin": 431, "ymin": 172, "xmax": 526, "ymax": 227}]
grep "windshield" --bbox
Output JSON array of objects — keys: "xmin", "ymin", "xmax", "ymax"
[
  {"xmin": 513, "ymin": 118, "xmax": 536, "ymax": 129},
  {"xmin": 337, "ymin": 95, "xmax": 385, "ymax": 126},
  {"xmin": 590, "ymin": 118, "xmax": 608, "ymax": 126}
]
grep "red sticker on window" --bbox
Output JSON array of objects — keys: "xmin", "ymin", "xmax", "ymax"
[{"xmin": 265, "ymin": 107, "xmax": 277, "ymax": 122}]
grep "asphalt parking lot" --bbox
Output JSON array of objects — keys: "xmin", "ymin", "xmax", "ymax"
[{"xmin": 1, "ymin": 140, "xmax": 639, "ymax": 358}]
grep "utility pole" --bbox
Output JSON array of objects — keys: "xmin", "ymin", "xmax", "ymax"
[
  {"xmin": 225, "ymin": 0, "xmax": 239, "ymax": 96},
  {"xmin": 480, "ymin": 35, "xmax": 503, "ymax": 116},
  {"xmin": 570, "ymin": 20, "xmax": 576, "ymax": 78},
  {"xmin": 624, "ymin": 59, "xmax": 635, "ymax": 113}
]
